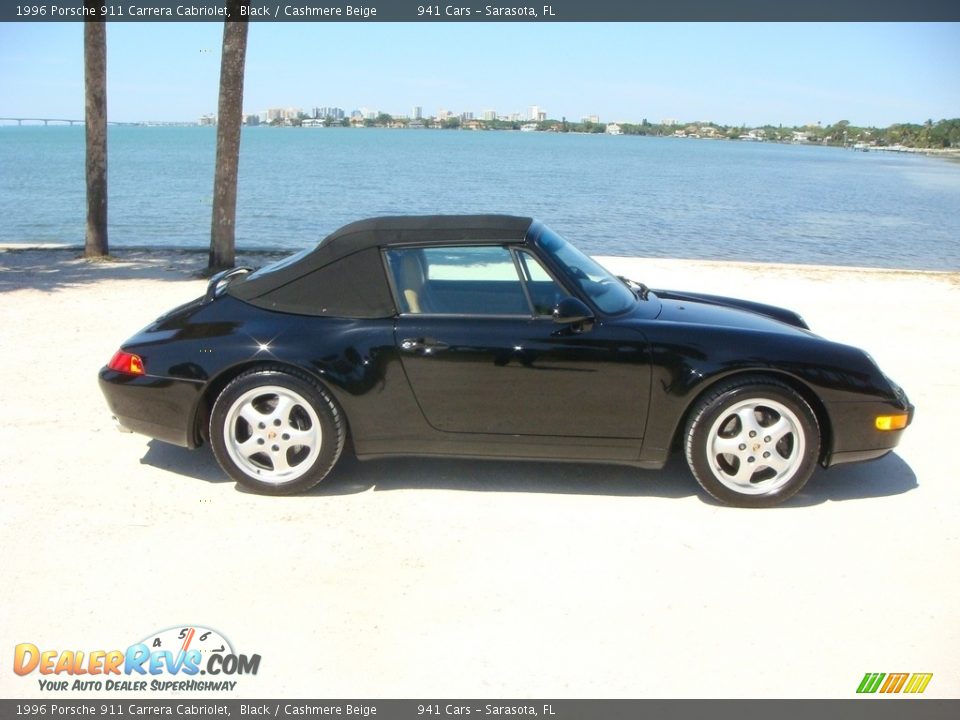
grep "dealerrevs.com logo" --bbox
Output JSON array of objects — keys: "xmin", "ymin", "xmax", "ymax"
[{"xmin": 13, "ymin": 626, "xmax": 261, "ymax": 692}]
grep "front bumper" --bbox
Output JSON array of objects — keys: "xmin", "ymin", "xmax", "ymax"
[{"xmin": 822, "ymin": 396, "xmax": 914, "ymax": 468}]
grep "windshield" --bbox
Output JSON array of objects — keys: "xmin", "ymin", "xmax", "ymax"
[{"xmin": 535, "ymin": 226, "xmax": 636, "ymax": 315}]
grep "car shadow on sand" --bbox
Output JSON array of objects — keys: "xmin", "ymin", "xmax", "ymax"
[{"xmin": 139, "ymin": 440, "xmax": 917, "ymax": 507}]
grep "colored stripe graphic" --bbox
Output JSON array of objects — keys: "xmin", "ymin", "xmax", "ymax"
[
  {"xmin": 857, "ymin": 673, "xmax": 885, "ymax": 693},
  {"xmin": 857, "ymin": 672, "xmax": 932, "ymax": 694},
  {"xmin": 880, "ymin": 673, "xmax": 909, "ymax": 693},
  {"xmin": 904, "ymin": 673, "xmax": 933, "ymax": 694}
]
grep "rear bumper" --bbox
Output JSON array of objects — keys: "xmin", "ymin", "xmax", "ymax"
[
  {"xmin": 98, "ymin": 368, "xmax": 204, "ymax": 448},
  {"xmin": 111, "ymin": 414, "xmax": 133, "ymax": 433}
]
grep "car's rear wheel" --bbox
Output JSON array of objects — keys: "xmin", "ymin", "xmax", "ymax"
[
  {"xmin": 684, "ymin": 377, "xmax": 820, "ymax": 507},
  {"xmin": 210, "ymin": 367, "xmax": 345, "ymax": 494}
]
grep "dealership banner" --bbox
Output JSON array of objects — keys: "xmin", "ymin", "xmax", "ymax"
[
  {"xmin": 2, "ymin": 0, "xmax": 959, "ymax": 22},
  {"xmin": 2, "ymin": 699, "xmax": 960, "ymax": 719}
]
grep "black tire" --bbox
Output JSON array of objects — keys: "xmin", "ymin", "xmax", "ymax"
[
  {"xmin": 209, "ymin": 367, "xmax": 345, "ymax": 495},
  {"xmin": 684, "ymin": 376, "xmax": 820, "ymax": 508}
]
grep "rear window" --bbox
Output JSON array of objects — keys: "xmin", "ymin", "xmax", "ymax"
[{"xmin": 240, "ymin": 248, "xmax": 396, "ymax": 318}]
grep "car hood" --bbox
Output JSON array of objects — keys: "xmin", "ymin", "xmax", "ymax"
[{"xmin": 651, "ymin": 289, "xmax": 813, "ymax": 335}]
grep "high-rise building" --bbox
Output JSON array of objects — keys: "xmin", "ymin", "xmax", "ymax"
[
  {"xmin": 413, "ymin": 106, "xmax": 423, "ymax": 120},
  {"xmin": 482, "ymin": 110, "xmax": 496, "ymax": 121},
  {"xmin": 530, "ymin": 105, "xmax": 546, "ymax": 122},
  {"xmin": 314, "ymin": 107, "xmax": 345, "ymax": 120}
]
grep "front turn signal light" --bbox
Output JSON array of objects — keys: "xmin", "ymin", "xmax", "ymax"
[
  {"xmin": 875, "ymin": 414, "xmax": 908, "ymax": 431},
  {"xmin": 108, "ymin": 350, "xmax": 145, "ymax": 376}
]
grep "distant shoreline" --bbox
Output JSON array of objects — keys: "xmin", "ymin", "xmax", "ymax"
[{"xmin": 3, "ymin": 122, "xmax": 958, "ymax": 160}]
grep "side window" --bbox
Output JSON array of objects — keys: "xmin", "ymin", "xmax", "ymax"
[
  {"xmin": 516, "ymin": 251, "xmax": 571, "ymax": 316},
  {"xmin": 386, "ymin": 246, "xmax": 530, "ymax": 316}
]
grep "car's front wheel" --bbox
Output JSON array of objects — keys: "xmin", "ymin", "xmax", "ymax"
[
  {"xmin": 210, "ymin": 367, "xmax": 345, "ymax": 494},
  {"xmin": 684, "ymin": 377, "xmax": 820, "ymax": 507}
]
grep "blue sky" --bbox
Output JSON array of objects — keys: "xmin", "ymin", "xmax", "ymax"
[{"xmin": 1, "ymin": 22, "xmax": 958, "ymax": 126}]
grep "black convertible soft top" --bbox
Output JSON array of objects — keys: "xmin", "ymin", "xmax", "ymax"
[{"xmin": 228, "ymin": 215, "xmax": 535, "ymax": 318}]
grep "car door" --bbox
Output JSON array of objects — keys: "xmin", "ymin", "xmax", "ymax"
[{"xmin": 385, "ymin": 244, "xmax": 650, "ymax": 439}]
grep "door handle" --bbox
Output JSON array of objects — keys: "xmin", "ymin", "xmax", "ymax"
[{"xmin": 401, "ymin": 337, "xmax": 450, "ymax": 353}]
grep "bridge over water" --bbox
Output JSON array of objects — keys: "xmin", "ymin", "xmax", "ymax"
[
  {"xmin": 0, "ymin": 117, "xmax": 85, "ymax": 126},
  {"xmin": 0, "ymin": 118, "xmax": 136, "ymax": 126}
]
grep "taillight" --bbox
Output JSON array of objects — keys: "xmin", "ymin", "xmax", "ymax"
[{"xmin": 108, "ymin": 350, "xmax": 145, "ymax": 376}]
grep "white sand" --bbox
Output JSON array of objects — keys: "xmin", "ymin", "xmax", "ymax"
[{"xmin": 1, "ymin": 247, "xmax": 958, "ymax": 699}]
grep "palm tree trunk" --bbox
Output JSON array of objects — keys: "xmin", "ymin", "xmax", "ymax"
[
  {"xmin": 208, "ymin": 0, "xmax": 250, "ymax": 272},
  {"xmin": 83, "ymin": 9, "xmax": 108, "ymax": 258}
]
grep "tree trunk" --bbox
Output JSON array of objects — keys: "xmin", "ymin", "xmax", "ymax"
[
  {"xmin": 208, "ymin": 0, "xmax": 250, "ymax": 272},
  {"xmin": 83, "ymin": 9, "xmax": 108, "ymax": 258}
]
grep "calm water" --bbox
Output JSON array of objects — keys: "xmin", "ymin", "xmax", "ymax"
[{"xmin": 1, "ymin": 125, "xmax": 959, "ymax": 270}]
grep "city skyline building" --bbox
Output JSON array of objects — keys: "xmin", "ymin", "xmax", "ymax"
[{"xmin": 314, "ymin": 106, "xmax": 345, "ymax": 120}]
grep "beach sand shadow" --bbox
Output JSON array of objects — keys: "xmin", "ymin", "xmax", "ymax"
[
  {"xmin": 139, "ymin": 440, "xmax": 917, "ymax": 507},
  {"xmin": 0, "ymin": 247, "xmax": 288, "ymax": 293}
]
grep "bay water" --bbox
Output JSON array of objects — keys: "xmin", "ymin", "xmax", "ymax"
[{"xmin": 1, "ymin": 125, "xmax": 958, "ymax": 271}]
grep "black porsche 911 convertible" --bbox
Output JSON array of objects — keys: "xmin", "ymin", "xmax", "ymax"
[{"xmin": 99, "ymin": 215, "xmax": 913, "ymax": 507}]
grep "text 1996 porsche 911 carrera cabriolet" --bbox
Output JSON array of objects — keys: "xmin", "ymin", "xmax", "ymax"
[{"xmin": 99, "ymin": 215, "xmax": 913, "ymax": 507}]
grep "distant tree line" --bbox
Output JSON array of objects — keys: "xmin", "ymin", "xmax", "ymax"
[
  {"xmin": 574, "ymin": 118, "xmax": 960, "ymax": 148},
  {"xmin": 289, "ymin": 115, "xmax": 960, "ymax": 149},
  {"xmin": 873, "ymin": 119, "xmax": 960, "ymax": 149}
]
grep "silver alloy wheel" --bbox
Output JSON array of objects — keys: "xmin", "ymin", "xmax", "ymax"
[
  {"xmin": 222, "ymin": 385, "xmax": 322, "ymax": 484},
  {"xmin": 706, "ymin": 397, "xmax": 805, "ymax": 495}
]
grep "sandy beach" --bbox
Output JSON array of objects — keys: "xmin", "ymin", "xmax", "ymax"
[{"xmin": 1, "ymin": 246, "xmax": 958, "ymax": 699}]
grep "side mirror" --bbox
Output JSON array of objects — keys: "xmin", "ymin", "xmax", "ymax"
[{"xmin": 552, "ymin": 297, "xmax": 594, "ymax": 325}]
